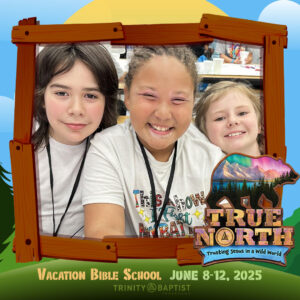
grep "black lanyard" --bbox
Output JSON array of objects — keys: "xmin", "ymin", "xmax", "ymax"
[
  {"xmin": 46, "ymin": 138, "xmax": 89, "ymax": 237},
  {"xmin": 136, "ymin": 135, "xmax": 177, "ymax": 237}
]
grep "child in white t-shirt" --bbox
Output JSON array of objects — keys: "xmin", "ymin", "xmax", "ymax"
[
  {"xmin": 194, "ymin": 81, "xmax": 264, "ymax": 156},
  {"xmin": 33, "ymin": 44, "xmax": 118, "ymax": 237},
  {"xmin": 83, "ymin": 46, "xmax": 224, "ymax": 238}
]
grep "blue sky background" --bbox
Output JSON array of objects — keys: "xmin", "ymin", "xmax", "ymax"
[{"xmin": 0, "ymin": 0, "xmax": 299, "ymax": 218}]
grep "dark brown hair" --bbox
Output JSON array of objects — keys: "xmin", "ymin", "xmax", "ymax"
[{"xmin": 32, "ymin": 43, "xmax": 118, "ymax": 149}]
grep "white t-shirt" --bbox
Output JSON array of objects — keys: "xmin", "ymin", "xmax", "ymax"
[
  {"xmin": 82, "ymin": 120, "xmax": 224, "ymax": 237},
  {"xmin": 35, "ymin": 137, "xmax": 86, "ymax": 237}
]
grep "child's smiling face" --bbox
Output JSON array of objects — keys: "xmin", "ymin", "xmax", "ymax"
[
  {"xmin": 205, "ymin": 89, "xmax": 261, "ymax": 156},
  {"xmin": 44, "ymin": 60, "xmax": 105, "ymax": 145},
  {"xmin": 125, "ymin": 55, "xmax": 194, "ymax": 162}
]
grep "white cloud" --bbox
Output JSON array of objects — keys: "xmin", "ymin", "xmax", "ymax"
[
  {"xmin": 258, "ymin": 0, "xmax": 300, "ymax": 50},
  {"xmin": 0, "ymin": 96, "xmax": 14, "ymax": 132}
]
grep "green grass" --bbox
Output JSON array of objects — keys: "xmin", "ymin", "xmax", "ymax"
[
  {"xmin": 0, "ymin": 258, "xmax": 299, "ymax": 300},
  {"xmin": 247, "ymin": 208, "xmax": 300, "ymax": 276},
  {"xmin": 0, "ymin": 232, "xmax": 54, "ymax": 273},
  {"xmin": 1, "ymin": 207, "xmax": 300, "ymax": 299}
]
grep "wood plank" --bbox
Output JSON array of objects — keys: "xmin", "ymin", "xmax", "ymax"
[
  {"xmin": 112, "ymin": 23, "xmax": 213, "ymax": 45},
  {"xmin": 14, "ymin": 45, "xmax": 35, "ymax": 143},
  {"xmin": 40, "ymin": 236, "xmax": 117, "ymax": 262},
  {"xmin": 177, "ymin": 243, "xmax": 203, "ymax": 265},
  {"xmin": 199, "ymin": 14, "xmax": 287, "ymax": 47},
  {"xmin": 18, "ymin": 17, "xmax": 38, "ymax": 26},
  {"xmin": 12, "ymin": 22, "xmax": 214, "ymax": 45},
  {"xmin": 264, "ymin": 35, "xmax": 286, "ymax": 160},
  {"xmin": 9, "ymin": 141, "xmax": 40, "ymax": 262},
  {"xmin": 12, "ymin": 23, "xmax": 124, "ymax": 43},
  {"xmin": 102, "ymin": 237, "xmax": 194, "ymax": 258}
]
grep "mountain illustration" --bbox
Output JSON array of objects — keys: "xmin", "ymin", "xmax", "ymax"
[
  {"xmin": 264, "ymin": 169, "xmax": 281, "ymax": 179},
  {"xmin": 213, "ymin": 160, "xmax": 281, "ymax": 181},
  {"xmin": 208, "ymin": 154, "xmax": 299, "ymax": 210}
]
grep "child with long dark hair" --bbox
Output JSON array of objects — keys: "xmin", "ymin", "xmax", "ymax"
[{"xmin": 34, "ymin": 44, "xmax": 118, "ymax": 237}]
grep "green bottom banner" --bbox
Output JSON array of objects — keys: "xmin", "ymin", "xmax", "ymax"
[{"xmin": 0, "ymin": 258, "xmax": 300, "ymax": 300}]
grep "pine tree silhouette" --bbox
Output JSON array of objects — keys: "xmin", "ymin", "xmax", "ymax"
[{"xmin": 0, "ymin": 163, "xmax": 14, "ymax": 258}]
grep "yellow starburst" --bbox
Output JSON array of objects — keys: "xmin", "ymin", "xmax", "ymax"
[
  {"xmin": 144, "ymin": 215, "xmax": 150, "ymax": 223},
  {"xmin": 139, "ymin": 209, "xmax": 144, "ymax": 216},
  {"xmin": 193, "ymin": 209, "xmax": 202, "ymax": 219}
]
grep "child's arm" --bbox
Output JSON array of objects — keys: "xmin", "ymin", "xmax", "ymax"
[
  {"xmin": 84, "ymin": 203, "xmax": 125, "ymax": 239},
  {"xmin": 82, "ymin": 137, "xmax": 126, "ymax": 239}
]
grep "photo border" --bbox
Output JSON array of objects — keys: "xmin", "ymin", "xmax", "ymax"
[{"xmin": 9, "ymin": 14, "xmax": 287, "ymax": 263}]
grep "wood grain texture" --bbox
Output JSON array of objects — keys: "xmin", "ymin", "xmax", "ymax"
[
  {"xmin": 9, "ymin": 141, "xmax": 40, "ymax": 262},
  {"xmin": 18, "ymin": 17, "xmax": 38, "ymax": 26},
  {"xmin": 111, "ymin": 23, "xmax": 213, "ymax": 45},
  {"xmin": 40, "ymin": 236, "xmax": 117, "ymax": 262},
  {"xmin": 102, "ymin": 237, "xmax": 195, "ymax": 258},
  {"xmin": 264, "ymin": 35, "xmax": 286, "ymax": 159},
  {"xmin": 199, "ymin": 14, "xmax": 287, "ymax": 46},
  {"xmin": 13, "ymin": 45, "xmax": 35, "ymax": 143},
  {"xmin": 13, "ymin": 18, "xmax": 36, "ymax": 143},
  {"xmin": 12, "ymin": 22, "xmax": 214, "ymax": 45},
  {"xmin": 12, "ymin": 23, "xmax": 124, "ymax": 43},
  {"xmin": 177, "ymin": 243, "xmax": 203, "ymax": 265}
]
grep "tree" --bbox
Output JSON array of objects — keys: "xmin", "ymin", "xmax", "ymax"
[{"xmin": 0, "ymin": 163, "xmax": 14, "ymax": 258}]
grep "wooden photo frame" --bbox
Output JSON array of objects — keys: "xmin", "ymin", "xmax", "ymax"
[{"xmin": 10, "ymin": 14, "xmax": 287, "ymax": 264}]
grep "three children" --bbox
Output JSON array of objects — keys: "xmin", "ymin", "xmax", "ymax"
[{"xmin": 34, "ymin": 44, "xmax": 263, "ymax": 239}]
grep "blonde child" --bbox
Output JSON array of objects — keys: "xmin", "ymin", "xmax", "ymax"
[
  {"xmin": 82, "ymin": 46, "xmax": 223, "ymax": 238},
  {"xmin": 33, "ymin": 44, "xmax": 118, "ymax": 237},
  {"xmin": 194, "ymin": 81, "xmax": 263, "ymax": 156}
]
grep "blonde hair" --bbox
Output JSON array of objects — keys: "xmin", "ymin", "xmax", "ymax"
[{"xmin": 194, "ymin": 81, "xmax": 264, "ymax": 152}]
